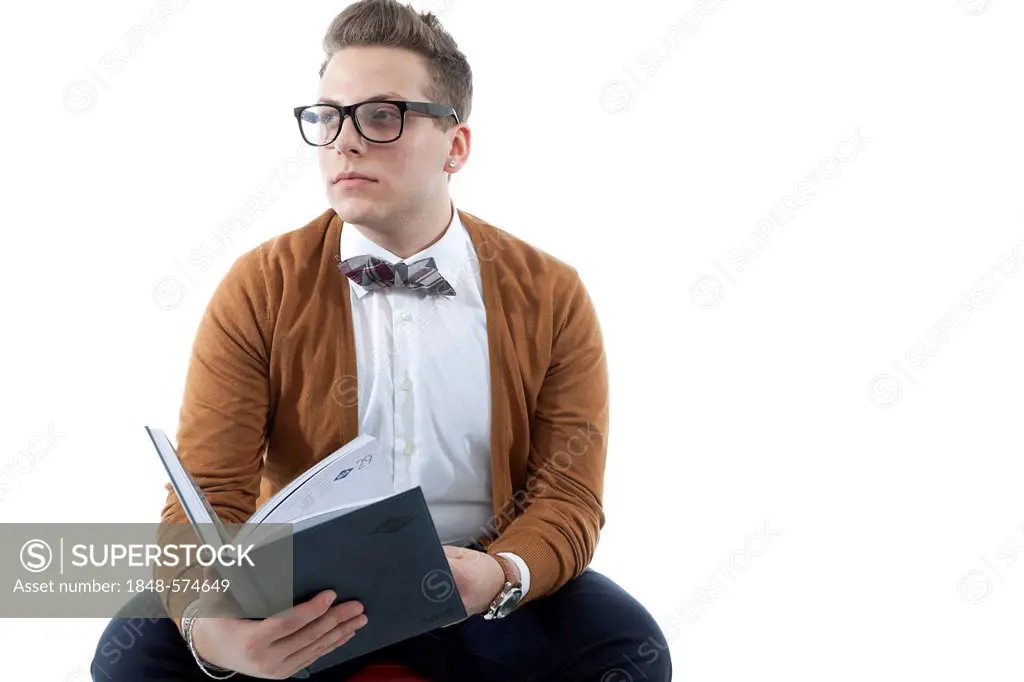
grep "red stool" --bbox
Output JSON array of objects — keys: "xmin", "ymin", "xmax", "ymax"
[{"xmin": 348, "ymin": 660, "xmax": 430, "ymax": 681}]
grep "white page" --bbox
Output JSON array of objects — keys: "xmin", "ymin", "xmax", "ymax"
[
  {"xmin": 245, "ymin": 434, "xmax": 382, "ymax": 527},
  {"xmin": 252, "ymin": 436, "xmax": 394, "ymax": 527},
  {"xmin": 145, "ymin": 426, "xmax": 231, "ymax": 549},
  {"xmin": 286, "ymin": 491, "xmax": 397, "ymax": 529},
  {"xmin": 239, "ymin": 491, "xmax": 399, "ymax": 547},
  {"xmin": 145, "ymin": 426, "xmax": 274, "ymax": 616}
]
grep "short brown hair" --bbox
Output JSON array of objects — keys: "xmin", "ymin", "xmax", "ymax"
[{"xmin": 319, "ymin": 0, "xmax": 473, "ymax": 130}]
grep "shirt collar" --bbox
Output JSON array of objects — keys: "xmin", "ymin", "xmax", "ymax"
[{"xmin": 339, "ymin": 201, "xmax": 468, "ymax": 299}]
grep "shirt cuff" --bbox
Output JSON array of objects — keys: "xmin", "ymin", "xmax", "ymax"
[{"xmin": 496, "ymin": 552, "xmax": 531, "ymax": 600}]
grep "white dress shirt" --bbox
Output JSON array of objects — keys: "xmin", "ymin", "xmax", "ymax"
[{"xmin": 339, "ymin": 202, "xmax": 530, "ymax": 598}]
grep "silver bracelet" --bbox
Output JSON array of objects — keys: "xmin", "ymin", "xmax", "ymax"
[{"xmin": 183, "ymin": 613, "xmax": 237, "ymax": 679}]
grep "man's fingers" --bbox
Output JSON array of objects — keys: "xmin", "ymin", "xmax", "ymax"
[
  {"xmin": 281, "ymin": 619, "xmax": 362, "ymax": 672},
  {"xmin": 270, "ymin": 603, "xmax": 366, "ymax": 659},
  {"xmin": 442, "ymin": 545, "xmax": 468, "ymax": 561},
  {"xmin": 285, "ymin": 631, "xmax": 356, "ymax": 677},
  {"xmin": 259, "ymin": 590, "xmax": 338, "ymax": 641}
]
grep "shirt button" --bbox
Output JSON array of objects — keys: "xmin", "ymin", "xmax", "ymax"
[
  {"xmin": 399, "ymin": 311, "xmax": 413, "ymax": 321},
  {"xmin": 401, "ymin": 379, "xmax": 413, "ymax": 391},
  {"xmin": 404, "ymin": 442, "xmax": 416, "ymax": 455}
]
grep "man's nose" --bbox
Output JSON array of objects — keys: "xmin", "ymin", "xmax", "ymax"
[{"xmin": 333, "ymin": 115, "xmax": 364, "ymax": 153}]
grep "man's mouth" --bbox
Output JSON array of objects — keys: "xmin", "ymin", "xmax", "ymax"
[{"xmin": 333, "ymin": 171, "xmax": 376, "ymax": 184}]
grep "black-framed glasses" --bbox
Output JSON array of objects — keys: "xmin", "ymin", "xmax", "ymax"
[{"xmin": 293, "ymin": 100, "xmax": 459, "ymax": 146}]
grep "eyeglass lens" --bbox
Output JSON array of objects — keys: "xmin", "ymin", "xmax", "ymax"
[{"xmin": 299, "ymin": 102, "xmax": 403, "ymax": 144}]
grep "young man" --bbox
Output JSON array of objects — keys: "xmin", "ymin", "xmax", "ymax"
[{"xmin": 92, "ymin": 1, "xmax": 671, "ymax": 679}]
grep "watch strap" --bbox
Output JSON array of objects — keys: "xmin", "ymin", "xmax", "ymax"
[
  {"xmin": 484, "ymin": 554, "xmax": 524, "ymax": 620},
  {"xmin": 493, "ymin": 554, "xmax": 521, "ymax": 588}
]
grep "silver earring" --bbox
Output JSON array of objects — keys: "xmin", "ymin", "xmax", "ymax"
[{"xmin": 448, "ymin": 160, "xmax": 457, "ymax": 168}]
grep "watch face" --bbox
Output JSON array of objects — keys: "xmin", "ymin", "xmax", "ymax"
[{"xmin": 496, "ymin": 587, "xmax": 523, "ymax": 618}]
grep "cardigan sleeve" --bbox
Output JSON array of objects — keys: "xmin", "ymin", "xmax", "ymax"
[
  {"xmin": 485, "ymin": 270, "xmax": 609, "ymax": 604},
  {"xmin": 153, "ymin": 249, "xmax": 274, "ymax": 633}
]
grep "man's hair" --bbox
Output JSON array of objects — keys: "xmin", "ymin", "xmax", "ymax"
[{"xmin": 319, "ymin": 0, "xmax": 473, "ymax": 131}]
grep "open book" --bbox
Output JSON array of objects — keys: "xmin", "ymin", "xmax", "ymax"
[
  {"xmin": 145, "ymin": 426, "xmax": 466, "ymax": 677},
  {"xmin": 147, "ymin": 427, "xmax": 396, "ymax": 548}
]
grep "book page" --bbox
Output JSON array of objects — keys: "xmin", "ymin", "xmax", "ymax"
[
  {"xmin": 239, "ymin": 491, "xmax": 398, "ymax": 546},
  {"xmin": 252, "ymin": 436, "xmax": 393, "ymax": 526},
  {"xmin": 145, "ymin": 426, "xmax": 232, "ymax": 548}
]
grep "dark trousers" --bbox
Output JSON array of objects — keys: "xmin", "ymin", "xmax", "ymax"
[{"xmin": 91, "ymin": 567, "xmax": 672, "ymax": 681}]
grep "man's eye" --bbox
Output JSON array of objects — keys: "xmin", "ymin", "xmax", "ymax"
[{"xmin": 304, "ymin": 110, "xmax": 337, "ymax": 124}]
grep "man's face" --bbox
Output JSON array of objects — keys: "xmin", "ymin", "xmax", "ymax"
[{"xmin": 316, "ymin": 46, "xmax": 456, "ymax": 227}]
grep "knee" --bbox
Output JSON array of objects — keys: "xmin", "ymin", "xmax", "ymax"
[
  {"xmin": 628, "ymin": 612, "xmax": 673, "ymax": 682},
  {"xmin": 561, "ymin": 571, "xmax": 673, "ymax": 681},
  {"xmin": 92, "ymin": 617, "xmax": 139, "ymax": 681},
  {"xmin": 90, "ymin": 614, "xmax": 170, "ymax": 681},
  {"xmin": 91, "ymin": 589, "xmax": 174, "ymax": 680},
  {"xmin": 589, "ymin": 587, "xmax": 673, "ymax": 682}
]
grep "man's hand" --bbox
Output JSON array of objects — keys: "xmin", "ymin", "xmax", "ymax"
[
  {"xmin": 442, "ymin": 546, "xmax": 513, "ymax": 619},
  {"xmin": 190, "ymin": 588, "xmax": 368, "ymax": 679}
]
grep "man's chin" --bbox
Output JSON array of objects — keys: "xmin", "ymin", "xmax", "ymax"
[{"xmin": 331, "ymin": 197, "xmax": 379, "ymax": 226}]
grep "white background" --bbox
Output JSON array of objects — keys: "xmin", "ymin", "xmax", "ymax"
[{"xmin": 1, "ymin": 0, "xmax": 1022, "ymax": 679}]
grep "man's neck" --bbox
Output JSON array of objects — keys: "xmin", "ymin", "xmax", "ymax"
[{"xmin": 353, "ymin": 196, "xmax": 454, "ymax": 259}]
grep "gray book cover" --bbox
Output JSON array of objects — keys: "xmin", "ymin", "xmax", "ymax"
[
  {"xmin": 146, "ymin": 426, "xmax": 466, "ymax": 677},
  {"xmin": 275, "ymin": 486, "xmax": 466, "ymax": 677}
]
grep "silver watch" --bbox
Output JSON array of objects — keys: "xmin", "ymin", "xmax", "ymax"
[{"xmin": 483, "ymin": 556, "xmax": 523, "ymax": 620}]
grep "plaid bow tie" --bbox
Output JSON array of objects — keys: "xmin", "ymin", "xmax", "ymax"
[{"xmin": 337, "ymin": 254, "xmax": 456, "ymax": 297}]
